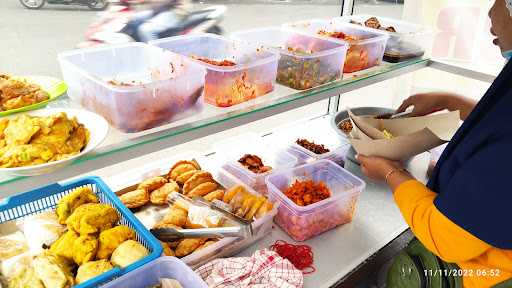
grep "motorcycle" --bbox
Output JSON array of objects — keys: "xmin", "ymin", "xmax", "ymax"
[
  {"xmin": 78, "ymin": 1, "xmax": 226, "ymax": 48},
  {"xmin": 19, "ymin": 0, "xmax": 108, "ymax": 10}
]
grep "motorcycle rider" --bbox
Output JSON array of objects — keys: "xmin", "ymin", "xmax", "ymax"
[{"xmin": 137, "ymin": 0, "xmax": 193, "ymax": 42}]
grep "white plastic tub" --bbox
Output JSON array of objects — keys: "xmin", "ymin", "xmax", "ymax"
[
  {"xmin": 284, "ymin": 19, "xmax": 389, "ymax": 73},
  {"xmin": 266, "ymin": 160, "xmax": 365, "ymax": 241},
  {"xmin": 58, "ymin": 43, "xmax": 206, "ymax": 132},
  {"xmin": 151, "ymin": 34, "xmax": 279, "ymax": 107}
]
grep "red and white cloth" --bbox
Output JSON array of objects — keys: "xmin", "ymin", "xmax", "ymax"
[{"xmin": 195, "ymin": 249, "xmax": 304, "ymax": 288}]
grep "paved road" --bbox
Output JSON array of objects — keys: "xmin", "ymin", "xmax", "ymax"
[{"xmin": 1, "ymin": 0, "xmax": 400, "ymax": 77}]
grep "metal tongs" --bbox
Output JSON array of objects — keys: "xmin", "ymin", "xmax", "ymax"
[{"xmin": 150, "ymin": 192, "xmax": 253, "ymax": 241}]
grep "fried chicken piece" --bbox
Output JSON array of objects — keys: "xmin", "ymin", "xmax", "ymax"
[
  {"xmin": 50, "ymin": 230, "xmax": 79, "ymax": 261},
  {"xmin": 8, "ymin": 265, "xmax": 45, "ymax": 288},
  {"xmin": 66, "ymin": 203, "xmax": 119, "ymax": 235},
  {"xmin": 175, "ymin": 238, "xmax": 206, "ymax": 257},
  {"xmin": 33, "ymin": 251, "xmax": 75, "ymax": 288},
  {"xmin": 119, "ymin": 189, "xmax": 149, "ymax": 209},
  {"xmin": 203, "ymin": 190, "xmax": 225, "ymax": 202},
  {"xmin": 111, "ymin": 240, "xmax": 149, "ymax": 268},
  {"xmin": 73, "ymin": 235, "xmax": 98, "ymax": 265},
  {"xmin": 182, "ymin": 171, "xmax": 214, "ymax": 195},
  {"xmin": 156, "ymin": 208, "xmax": 188, "ymax": 227},
  {"xmin": 175, "ymin": 170, "xmax": 197, "ymax": 186},
  {"xmin": 168, "ymin": 160, "xmax": 200, "ymax": 181},
  {"xmin": 138, "ymin": 176, "xmax": 167, "ymax": 192},
  {"xmin": 76, "ymin": 259, "xmax": 113, "ymax": 284},
  {"xmin": 96, "ymin": 225, "xmax": 135, "ymax": 260},
  {"xmin": 56, "ymin": 187, "xmax": 99, "ymax": 224},
  {"xmin": 187, "ymin": 181, "xmax": 218, "ymax": 197},
  {"xmin": 150, "ymin": 181, "xmax": 179, "ymax": 205},
  {"xmin": 160, "ymin": 241, "xmax": 175, "ymax": 257}
]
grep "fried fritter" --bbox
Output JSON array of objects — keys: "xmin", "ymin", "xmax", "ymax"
[
  {"xmin": 96, "ymin": 225, "xmax": 135, "ymax": 260},
  {"xmin": 160, "ymin": 241, "xmax": 175, "ymax": 257},
  {"xmin": 175, "ymin": 238, "xmax": 206, "ymax": 257},
  {"xmin": 187, "ymin": 181, "xmax": 218, "ymax": 197},
  {"xmin": 175, "ymin": 170, "xmax": 197, "ymax": 186},
  {"xmin": 168, "ymin": 160, "xmax": 200, "ymax": 181},
  {"xmin": 119, "ymin": 189, "xmax": 149, "ymax": 209},
  {"xmin": 111, "ymin": 240, "xmax": 149, "ymax": 268},
  {"xmin": 183, "ymin": 171, "xmax": 214, "ymax": 195},
  {"xmin": 50, "ymin": 230, "xmax": 79, "ymax": 261},
  {"xmin": 56, "ymin": 187, "xmax": 99, "ymax": 224},
  {"xmin": 66, "ymin": 203, "xmax": 119, "ymax": 235},
  {"xmin": 76, "ymin": 259, "xmax": 113, "ymax": 284},
  {"xmin": 203, "ymin": 189, "xmax": 225, "ymax": 202},
  {"xmin": 33, "ymin": 251, "xmax": 75, "ymax": 288},
  {"xmin": 138, "ymin": 176, "xmax": 167, "ymax": 192},
  {"xmin": 150, "ymin": 181, "xmax": 179, "ymax": 205},
  {"xmin": 0, "ymin": 113, "xmax": 89, "ymax": 168},
  {"xmin": 73, "ymin": 235, "xmax": 98, "ymax": 265},
  {"xmin": 0, "ymin": 75, "xmax": 49, "ymax": 111},
  {"xmin": 255, "ymin": 200, "xmax": 274, "ymax": 218},
  {"xmin": 156, "ymin": 208, "xmax": 188, "ymax": 228}
]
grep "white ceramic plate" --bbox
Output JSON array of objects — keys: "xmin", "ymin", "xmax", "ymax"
[{"xmin": 0, "ymin": 108, "xmax": 109, "ymax": 176}]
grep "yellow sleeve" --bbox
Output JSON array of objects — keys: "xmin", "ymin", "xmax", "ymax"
[{"xmin": 394, "ymin": 180, "xmax": 491, "ymax": 262}]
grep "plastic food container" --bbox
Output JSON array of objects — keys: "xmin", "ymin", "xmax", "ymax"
[
  {"xmin": 335, "ymin": 15, "xmax": 431, "ymax": 62},
  {"xmin": 213, "ymin": 133, "xmax": 299, "ymax": 195},
  {"xmin": 150, "ymin": 34, "xmax": 279, "ymax": 107},
  {"xmin": 102, "ymin": 257, "xmax": 208, "ymax": 288},
  {"xmin": 266, "ymin": 160, "xmax": 365, "ymax": 241},
  {"xmin": 58, "ymin": 43, "xmax": 206, "ymax": 133},
  {"xmin": 0, "ymin": 177, "xmax": 162, "ymax": 288},
  {"xmin": 106, "ymin": 152, "xmax": 278, "ymax": 269},
  {"xmin": 231, "ymin": 27, "xmax": 348, "ymax": 90},
  {"xmin": 284, "ymin": 19, "xmax": 389, "ymax": 73},
  {"xmin": 273, "ymin": 118, "xmax": 351, "ymax": 166}
]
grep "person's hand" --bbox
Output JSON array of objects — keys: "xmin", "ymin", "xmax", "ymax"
[
  {"xmin": 396, "ymin": 92, "xmax": 454, "ymax": 117},
  {"xmin": 356, "ymin": 154, "xmax": 403, "ymax": 182},
  {"xmin": 357, "ymin": 155, "xmax": 415, "ymax": 190}
]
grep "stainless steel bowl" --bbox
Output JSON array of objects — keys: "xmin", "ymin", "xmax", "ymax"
[{"xmin": 331, "ymin": 107, "xmax": 395, "ymax": 163}]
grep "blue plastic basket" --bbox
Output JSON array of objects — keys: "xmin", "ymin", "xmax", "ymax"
[{"xmin": 0, "ymin": 176, "xmax": 163, "ymax": 288}]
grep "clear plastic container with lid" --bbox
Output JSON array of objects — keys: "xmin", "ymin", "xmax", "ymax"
[
  {"xmin": 58, "ymin": 43, "xmax": 206, "ymax": 133},
  {"xmin": 102, "ymin": 257, "xmax": 208, "ymax": 288},
  {"xmin": 231, "ymin": 27, "xmax": 348, "ymax": 90},
  {"xmin": 334, "ymin": 15, "xmax": 432, "ymax": 62},
  {"xmin": 150, "ymin": 34, "xmax": 279, "ymax": 107},
  {"xmin": 213, "ymin": 133, "xmax": 299, "ymax": 195},
  {"xmin": 272, "ymin": 118, "xmax": 351, "ymax": 167},
  {"xmin": 283, "ymin": 19, "xmax": 389, "ymax": 73},
  {"xmin": 266, "ymin": 160, "xmax": 365, "ymax": 241}
]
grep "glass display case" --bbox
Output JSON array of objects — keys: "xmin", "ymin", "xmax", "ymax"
[{"xmin": 1, "ymin": 0, "xmax": 501, "ymax": 287}]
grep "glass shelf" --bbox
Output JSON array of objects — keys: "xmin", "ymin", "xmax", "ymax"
[{"xmin": 0, "ymin": 58, "xmax": 430, "ymax": 195}]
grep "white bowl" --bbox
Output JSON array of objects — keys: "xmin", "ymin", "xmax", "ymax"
[{"xmin": 0, "ymin": 108, "xmax": 109, "ymax": 176}]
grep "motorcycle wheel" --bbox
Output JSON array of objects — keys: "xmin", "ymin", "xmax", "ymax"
[
  {"xmin": 19, "ymin": 0, "xmax": 45, "ymax": 9},
  {"xmin": 87, "ymin": 0, "xmax": 108, "ymax": 10},
  {"xmin": 206, "ymin": 25, "xmax": 223, "ymax": 35}
]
